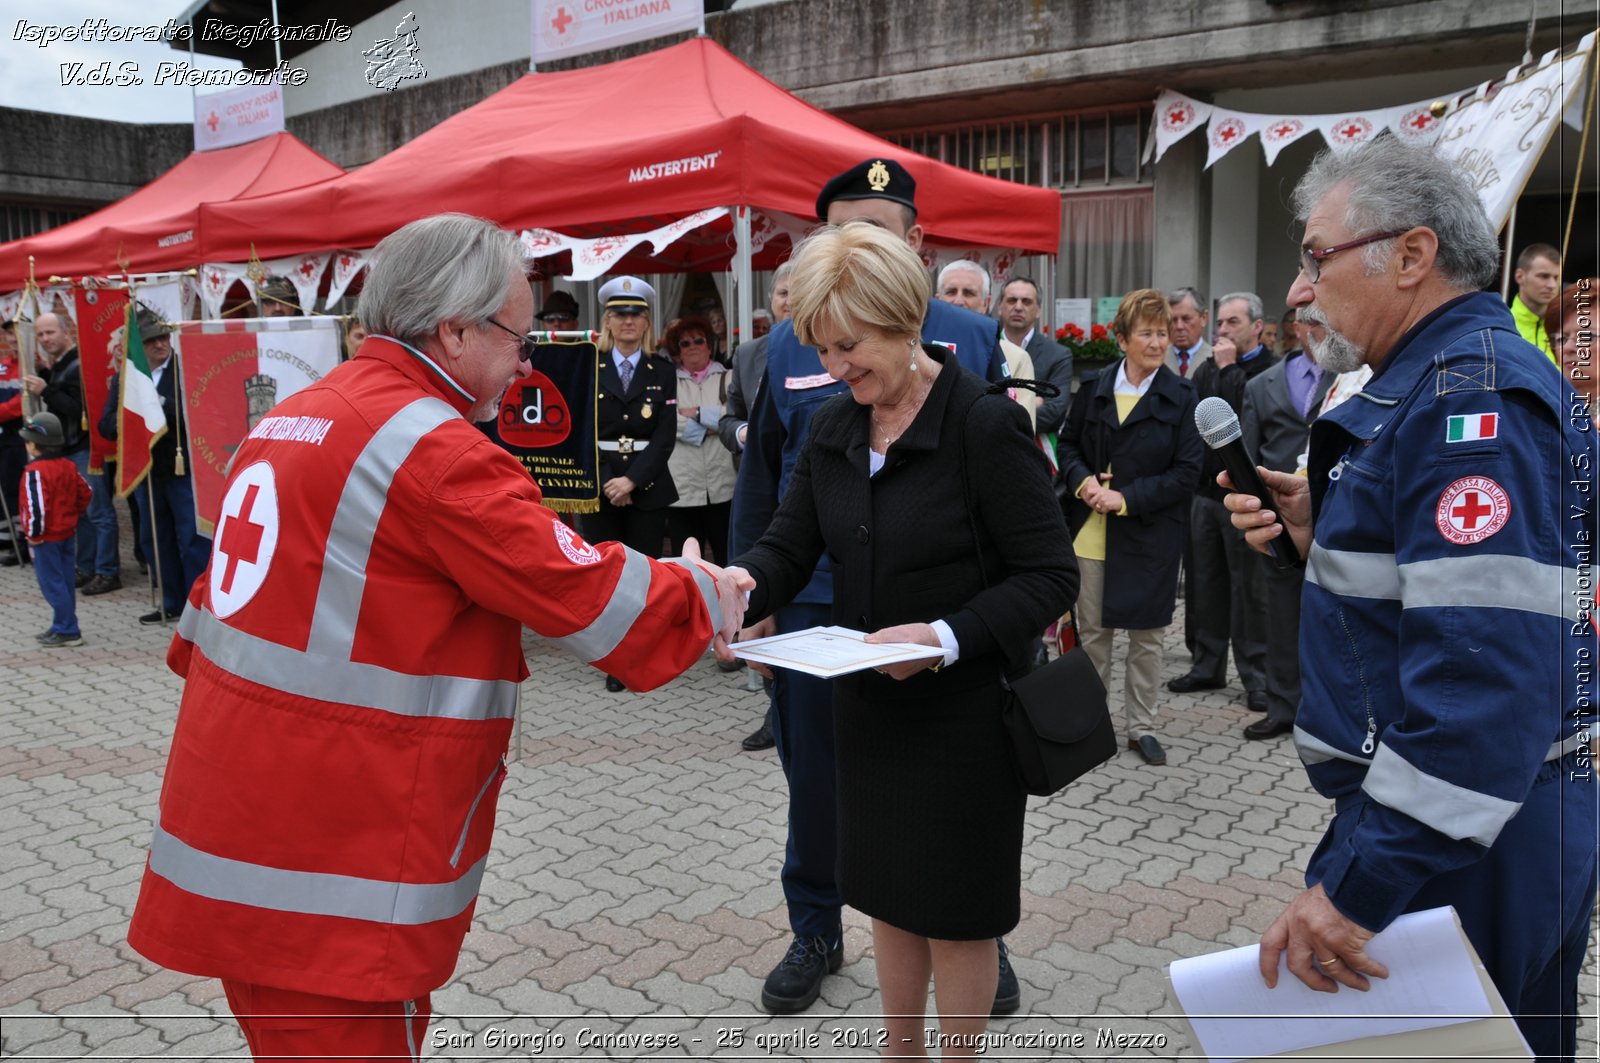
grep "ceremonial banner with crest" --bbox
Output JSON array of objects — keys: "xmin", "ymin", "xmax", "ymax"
[
  {"xmin": 73, "ymin": 288, "xmax": 131, "ymax": 474},
  {"xmin": 177, "ymin": 318, "xmax": 343, "ymax": 534},
  {"xmin": 490, "ymin": 339, "xmax": 600, "ymax": 513}
]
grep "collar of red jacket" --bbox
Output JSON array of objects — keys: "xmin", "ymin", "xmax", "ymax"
[{"xmin": 354, "ymin": 334, "xmax": 478, "ymax": 417}]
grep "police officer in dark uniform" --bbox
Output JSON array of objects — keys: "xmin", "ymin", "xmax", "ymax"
[{"xmin": 581, "ymin": 276, "xmax": 678, "ymax": 691}]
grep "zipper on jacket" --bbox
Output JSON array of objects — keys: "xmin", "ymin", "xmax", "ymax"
[
  {"xmin": 450, "ymin": 758, "xmax": 506, "ymax": 868},
  {"xmin": 404, "ymin": 999, "xmax": 419, "ymax": 1062},
  {"xmin": 1334, "ymin": 605, "xmax": 1378, "ymax": 755}
]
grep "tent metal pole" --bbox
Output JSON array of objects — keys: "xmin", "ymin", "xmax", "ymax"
[{"xmin": 734, "ymin": 206, "xmax": 753, "ymax": 357}]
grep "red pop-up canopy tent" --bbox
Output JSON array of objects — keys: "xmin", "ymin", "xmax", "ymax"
[
  {"xmin": 196, "ymin": 38, "xmax": 1061, "ymax": 267},
  {"xmin": 0, "ymin": 132, "xmax": 343, "ymax": 288}
]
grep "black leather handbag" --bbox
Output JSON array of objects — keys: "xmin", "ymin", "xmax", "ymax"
[
  {"xmin": 1000, "ymin": 641, "xmax": 1115, "ymax": 796},
  {"xmin": 961, "ymin": 384, "xmax": 1116, "ymax": 797}
]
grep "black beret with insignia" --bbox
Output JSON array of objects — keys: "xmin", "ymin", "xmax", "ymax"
[{"xmin": 815, "ymin": 158, "xmax": 918, "ymax": 222}]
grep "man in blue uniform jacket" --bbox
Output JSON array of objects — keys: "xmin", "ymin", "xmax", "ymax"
[
  {"xmin": 1227, "ymin": 135, "xmax": 1596, "ymax": 1061},
  {"xmin": 729, "ymin": 157, "xmax": 1011, "ymax": 1015}
]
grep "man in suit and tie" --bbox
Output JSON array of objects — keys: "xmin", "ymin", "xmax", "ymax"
[
  {"xmin": 1164, "ymin": 287, "xmax": 1212, "ymax": 378},
  {"xmin": 997, "ymin": 277, "xmax": 1073, "ymax": 434},
  {"xmin": 1238, "ymin": 318, "xmax": 1331, "ymax": 739}
]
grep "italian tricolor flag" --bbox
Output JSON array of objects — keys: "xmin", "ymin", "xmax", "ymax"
[
  {"xmin": 115, "ymin": 304, "xmax": 167, "ymax": 497},
  {"xmin": 1446, "ymin": 412, "xmax": 1498, "ymax": 443}
]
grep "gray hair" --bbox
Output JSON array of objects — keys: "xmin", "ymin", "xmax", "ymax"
[
  {"xmin": 773, "ymin": 260, "xmax": 794, "ymax": 284},
  {"xmin": 1291, "ymin": 136, "xmax": 1500, "ymax": 292},
  {"xmin": 1167, "ymin": 286, "xmax": 1207, "ymax": 313},
  {"xmin": 937, "ymin": 259, "xmax": 990, "ymax": 299},
  {"xmin": 1218, "ymin": 291, "xmax": 1264, "ymax": 323},
  {"xmin": 358, "ymin": 214, "xmax": 526, "ymax": 347}
]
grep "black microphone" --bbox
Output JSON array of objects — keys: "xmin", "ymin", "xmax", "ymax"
[{"xmin": 1194, "ymin": 396, "xmax": 1301, "ymax": 569}]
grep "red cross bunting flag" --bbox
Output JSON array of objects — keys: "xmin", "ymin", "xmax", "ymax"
[{"xmin": 177, "ymin": 317, "xmax": 343, "ymax": 535}]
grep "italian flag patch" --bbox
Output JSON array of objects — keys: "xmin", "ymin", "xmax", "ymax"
[{"xmin": 1446, "ymin": 413, "xmax": 1498, "ymax": 443}]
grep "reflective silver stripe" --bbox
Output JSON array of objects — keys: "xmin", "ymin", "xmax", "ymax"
[
  {"xmin": 1308, "ymin": 546, "xmax": 1573, "ymax": 620},
  {"xmin": 404, "ymin": 1000, "xmax": 419, "ymax": 1062},
  {"xmin": 662, "ymin": 555, "xmax": 720, "ymax": 637},
  {"xmin": 1294, "ymin": 725, "xmax": 1373, "ymax": 767},
  {"xmin": 553, "ymin": 547, "xmax": 653, "ymax": 662},
  {"xmin": 148, "ymin": 823, "xmax": 484, "ymax": 925},
  {"xmin": 1305, "ymin": 546, "xmax": 1400, "ymax": 600},
  {"xmin": 1399, "ymin": 554, "xmax": 1572, "ymax": 620},
  {"xmin": 449, "ymin": 760, "xmax": 503, "ymax": 868},
  {"xmin": 309, "ymin": 398, "xmax": 457, "ymax": 656},
  {"xmin": 176, "ymin": 397, "xmax": 519, "ymax": 721},
  {"xmin": 1549, "ymin": 733, "xmax": 1589, "ymax": 761},
  {"xmin": 180, "ymin": 602, "xmax": 518, "ymax": 720},
  {"xmin": 1362, "ymin": 744, "xmax": 1520, "ymax": 847}
]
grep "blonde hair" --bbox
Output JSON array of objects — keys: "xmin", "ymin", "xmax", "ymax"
[
  {"xmin": 597, "ymin": 308, "xmax": 655, "ymax": 355},
  {"xmin": 787, "ymin": 222, "xmax": 928, "ymax": 347},
  {"xmin": 1112, "ymin": 288, "xmax": 1173, "ymax": 341}
]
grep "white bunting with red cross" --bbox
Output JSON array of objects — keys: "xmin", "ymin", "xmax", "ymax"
[{"xmin": 1436, "ymin": 475, "xmax": 1511, "ymax": 545}]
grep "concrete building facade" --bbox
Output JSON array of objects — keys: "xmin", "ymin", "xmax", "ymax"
[{"xmin": 2, "ymin": 0, "xmax": 1594, "ymax": 321}]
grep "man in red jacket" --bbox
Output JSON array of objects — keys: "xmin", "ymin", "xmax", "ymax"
[
  {"xmin": 128, "ymin": 213, "xmax": 750, "ymax": 1061},
  {"xmin": 19, "ymin": 411, "xmax": 91, "ymax": 647}
]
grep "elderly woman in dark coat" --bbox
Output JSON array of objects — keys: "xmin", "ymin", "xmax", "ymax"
[
  {"xmin": 729, "ymin": 223, "xmax": 1076, "ymax": 1058},
  {"xmin": 1057, "ymin": 288, "xmax": 1203, "ymax": 767}
]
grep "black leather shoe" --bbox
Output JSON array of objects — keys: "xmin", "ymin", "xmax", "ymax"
[
  {"xmin": 605, "ymin": 674, "xmax": 626, "ymax": 693},
  {"xmin": 760, "ymin": 936, "xmax": 842, "ymax": 1014},
  {"xmin": 0, "ymin": 552, "xmax": 18, "ymax": 567},
  {"xmin": 992, "ymin": 938, "xmax": 1020, "ymax": 1015},
  {"xmin": 76, "ymin": 570, "xmax": 94, "ymax": 589},
  {"xmin": 1129, "ymin": 735, "xmax": 1168, "ymax": 765},
  {"xmin": 1244, "ymin": 717, "xmax": 1294, "ymax": 740},
  {"xmin": 139, "ymin": 609, "xmax": 172, "ymax": 626},
  {"xmin": 1167, "ymin": 673, "xmax": 1225, "ymax": 693},
  {"xmin": 741, "ymin": 722, "xmax": 775, "ymax": 751},
  {"xmin": 81, "ymin": 573, "xmax": 123, "ymax": 596},
  {"xmin": 1246, "ymin": 691, "xmax": 1269, "ymax": 713}
]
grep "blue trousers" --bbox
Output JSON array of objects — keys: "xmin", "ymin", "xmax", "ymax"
[
  {"xmin": 32, "ymin": 538, "xmax": 79, "ymax": 636},
  {"xmin": 70, "ymin": 449, "xmax": 118, "ymax": 578},
  {"xmin": 1315, "ymin": 755, "xmax": 1597, "ymax": 1062},
  {"xmin": 137, "ymin": 476, "xmax": 212, "ymax": 613},
  {"xmin": 772, "ymin": 602, "xmax": 842, "ymax": 944}
]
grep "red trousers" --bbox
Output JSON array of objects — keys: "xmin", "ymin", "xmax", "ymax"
[{"xmin": 222, "ymin": 980, "xmax": 433, "ymax": 1062}]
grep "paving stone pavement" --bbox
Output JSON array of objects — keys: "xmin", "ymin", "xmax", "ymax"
[{"xmin": 0, "ymin": 532, "xmax": 1594, "ymax": 1060}]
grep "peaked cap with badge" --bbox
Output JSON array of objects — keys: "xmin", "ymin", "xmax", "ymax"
[
  {"xmin": 815, "ymin": 157, "xmax": 918, "ymax": 221},
  {"xmin": 598, "ymin": 276, "xmax": 655, "ymax": 314}
]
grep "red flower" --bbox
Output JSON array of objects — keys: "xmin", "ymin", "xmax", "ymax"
[{"xmin": 1090, "ymin": 323, "xmax": 1108, "ymax": 341}]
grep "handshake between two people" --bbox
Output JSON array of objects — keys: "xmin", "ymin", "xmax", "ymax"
[{"xmin": 678, "ymin": 539, "xmax": 757, "ymax": 661}]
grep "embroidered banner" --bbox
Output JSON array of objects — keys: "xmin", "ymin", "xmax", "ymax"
[
  {"xmin": 487, "ymin": 339, "xmax": 600, "ymax": 514},
  {"xmin": 177, "ymin": 318, "xmax": 344, "ymax": 534}
]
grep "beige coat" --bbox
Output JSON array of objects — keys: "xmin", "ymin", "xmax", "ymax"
[{"xmin": 668, "ymin": 362, "xmax": 738, "ymax": 507}]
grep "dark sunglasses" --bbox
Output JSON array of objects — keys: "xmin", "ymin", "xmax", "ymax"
[
  {"xmin": 486, "ymin": 318, "xmax": 537, "ymax": 360},
  {"xmin": 537, "ymin": 313, "xmax": 577, "ymax": 325},
  {"xmin": 678, "ymin": 335, "xmax": 708, "ymax": 348}
]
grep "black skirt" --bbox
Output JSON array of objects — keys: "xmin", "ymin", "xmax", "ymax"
[{"xmin": 833, "ymin": 671, "xmax": 1026, "ymax": 940}]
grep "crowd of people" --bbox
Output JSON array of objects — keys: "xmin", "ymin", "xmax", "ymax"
[{"xmin": 4, "ymin": 136, "xmax": 1595, "ymax": 1061}]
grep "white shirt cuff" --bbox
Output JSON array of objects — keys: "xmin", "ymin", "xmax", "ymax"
[{"xmin": 930, "ymin": 619, "xmax": 960, "ymax": 667}]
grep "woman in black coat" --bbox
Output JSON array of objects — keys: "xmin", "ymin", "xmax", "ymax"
[
  {"xmin": 730, "ymin": 223, "xmax": 1076, "ymax": 1055},
  {"xmin": 1057, "ymin": 289, "xmax": 1203, "ymax": 767}
]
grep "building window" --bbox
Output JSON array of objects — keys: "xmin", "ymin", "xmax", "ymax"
[
  {"xmin": 0, "ymin": 203, "xmax": 89, "ymax": 245},
  {"xmin": 885, "ymin": 105, "xmax": 1153, "ymax": 190}
]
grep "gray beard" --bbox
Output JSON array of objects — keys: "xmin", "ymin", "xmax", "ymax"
[{"xmin": 1299, "ymin": 309, "xmax": 1365, "ymax": 374}]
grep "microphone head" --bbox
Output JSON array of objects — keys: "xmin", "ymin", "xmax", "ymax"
[{"xmin": 1194, "ymin": 395, "xmax": 1242, "ymax": 448}]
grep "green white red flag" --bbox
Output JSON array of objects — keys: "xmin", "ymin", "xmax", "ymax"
[{"xmin": 115, "ymin": 301, "xmax": 167, "ymax": 497}]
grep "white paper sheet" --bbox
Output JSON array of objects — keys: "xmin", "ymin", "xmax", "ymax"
[
  {"xmin": 730, "ymin": 625, "xmax": 944, "ymax": 679},
  {"xmin": 1169, "ymin": 907, "xmax": 1491, "ymax": 1063}
]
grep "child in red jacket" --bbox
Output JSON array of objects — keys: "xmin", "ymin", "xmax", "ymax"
[{"xmin": 20, "ymin": 412, "xmax": 91, "ymax": 647}]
